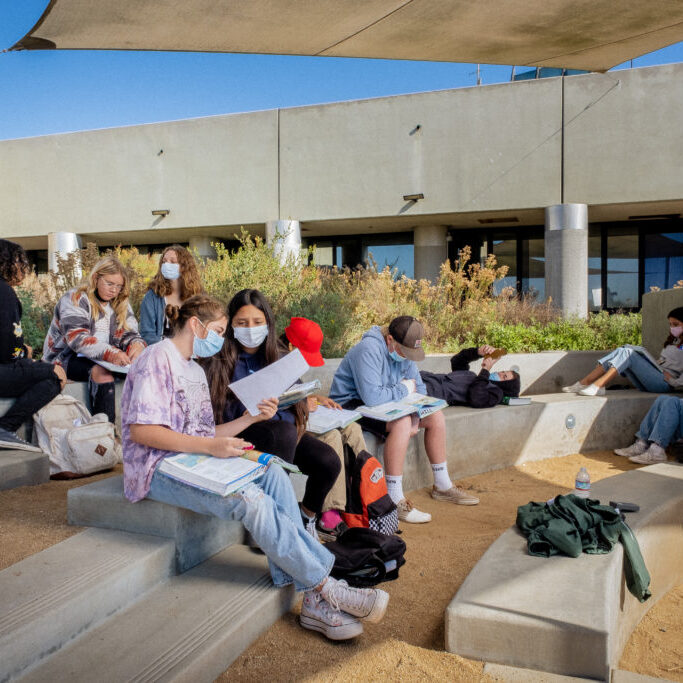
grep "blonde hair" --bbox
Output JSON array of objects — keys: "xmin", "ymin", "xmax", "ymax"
[{"xmin": 73, "ymin": 256, "xmax": 131, "ymax": 329}]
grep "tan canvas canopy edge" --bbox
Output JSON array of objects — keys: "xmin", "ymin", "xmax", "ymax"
[{"xmin": 10, "ymin": 0, "xmax": 683, "ymax": 73}]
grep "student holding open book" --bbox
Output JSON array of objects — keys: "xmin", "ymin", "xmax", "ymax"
[
  {"xmin": 329, "ymin": 316, "xmax": 479, "ymax": 525},
  {"xmin": 563, "ymin": 308, "xmax": 683, "ymax": 396},
  {"xmin": 43, "ymin": 256, "xmax": 146, "ymax": 424},
  {"xmin": 122, "ymin": 294, "xmax": 389, "ymax": 641},
  {"xmin": 203, "ymin": 289, "xmax": 342, "ymax": 538},
  {"xmin": 279, "ymin": 316, "xmax": 367, "ymax": 540}
]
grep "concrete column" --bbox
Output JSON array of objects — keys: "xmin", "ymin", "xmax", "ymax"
[
  {"xmin": 47, "ymin": 231, "xmax": 82, "ymax": 277},
  {"xmin": 265, "ymin": 219, "xmax": 302, "ymax": 264},
  {"xmin": 414, "ymin": 225, "xmax": 448, "ymax": 282},
  {"xmin": 189, "ymin": 235, "xmax": 217, "ymax": 259},
  {"xmin": 544, "ymin": 204, "xmax": 588, "ymax": 318}
]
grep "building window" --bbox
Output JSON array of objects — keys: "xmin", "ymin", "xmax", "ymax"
[
  {"xmin": 644, "ymin": 232, "xmax": 683, "ymax": 291},
  {"xmin": 606, "ymin": 228, "xmax": 639, "ymax": 309}
]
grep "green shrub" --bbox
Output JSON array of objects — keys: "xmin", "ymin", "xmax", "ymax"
[{"xmin": 16, "ymin": 235, "xmax": 642, "ymax": 357}]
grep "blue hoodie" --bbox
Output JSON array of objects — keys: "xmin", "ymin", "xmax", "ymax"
[{"xmin": 329, "ymin": 325, "xmax": 426, "ymax": 407}]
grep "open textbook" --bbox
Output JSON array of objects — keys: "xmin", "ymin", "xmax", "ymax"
[
  {"xmin": 77, "ymin": 354, "xmax": 130, "ymax": 374},
  {"xmin": 307, "ymin": 405, "xmax": 361, "ymax": 434},
  {"xmin": 158, "ymin": 449, "xmax": 300, "ymax": 497},
  {"xmin": 357, "ymin": 393, "xmax": 447, "ymax": 422}
]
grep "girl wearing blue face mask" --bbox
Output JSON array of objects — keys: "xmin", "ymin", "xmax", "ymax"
[
  {"xmin": 203, "ymin": 289, "xmax": 342, "ymax": 537},
  {"xmin": 122, "ymin": 293, "xmax": 387, "ymax": 640},
  {"xmin": 563, "ymin": 307, "xmax": 683, "ymax": 396},
  {"xmin": 139, "ymin": 244, "xmax": 203, "ymax": 346}
]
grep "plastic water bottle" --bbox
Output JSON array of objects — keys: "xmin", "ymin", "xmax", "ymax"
[{"xmin": 574, "ymin": 467, "xmax": 591, "ymax": 498}]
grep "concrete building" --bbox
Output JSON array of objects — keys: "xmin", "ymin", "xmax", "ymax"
[{"xmin": 1, "ymin": 63, "xmax": 682, "ymax": 314}]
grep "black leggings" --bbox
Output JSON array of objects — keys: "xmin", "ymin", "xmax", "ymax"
[
  {"xmin": 0, "ymin": 359, "xmax": 61, "ymax": 432},
  {"xmin": 66, "ymin": 356, "xmax": 123, "ymax": 424},
  {"xmin": 238, "ymin": 420, "xmax": 341, "ymax": 514}
]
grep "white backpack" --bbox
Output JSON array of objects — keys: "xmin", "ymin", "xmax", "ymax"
[{"xmin": 33, "ymin": 394, "xmax": 122, "ymax": 477}]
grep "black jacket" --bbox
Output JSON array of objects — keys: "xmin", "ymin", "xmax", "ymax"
[
  {"xmin": 420, "ymin": 347, "xmax": 503, "ymax": 408},
  {"xmin": 0, "ymin": 277, "xmax": 28, "ymax": 363}
]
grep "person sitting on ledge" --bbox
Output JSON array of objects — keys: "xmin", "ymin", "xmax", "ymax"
[
  {"xmin": 0, "ymin": 239, "xmax": 65, "ymax": 451},
  {"xmin": 563, "ymin": 308, "xmax": 683, "ymax": 396},
  {"xmin": 420, "ymin": 345, "xmax": 521, "ymax": 408},
  {"xmin": 614, "ymin": 394, "xmax": 679, "ymax": 465},
  {"xmin": 122, "ymin": 294, "xmax": 389, "ymax": 641},
  {"xmin": 329, "ymin": 315, "xmax": 479, "ymax": 525}
]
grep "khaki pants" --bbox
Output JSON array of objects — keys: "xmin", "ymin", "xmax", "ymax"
[{"xmin": 310, "ymin": 421, "xmax": 366, "ymax": 512}]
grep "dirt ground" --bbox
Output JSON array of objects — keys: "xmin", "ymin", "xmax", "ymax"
[{"xmin": 0, "ymin": 454, "xmax": 680, "ymax": 682}]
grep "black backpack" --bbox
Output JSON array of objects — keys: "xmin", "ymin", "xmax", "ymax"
[{"xmin": 325, "ymin": 527, "xmax": 406, "ymax": 587}]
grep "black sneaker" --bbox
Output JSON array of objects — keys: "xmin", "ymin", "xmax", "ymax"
[{"xmin": 0, "ymin": 427, "xmax": 42, "ymax": 453}]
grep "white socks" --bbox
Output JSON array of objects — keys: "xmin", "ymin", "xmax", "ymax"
[
  {"xmin": 385, "ymin": 475, "xmax": 404, "ymax": 504},
  {"xmin": 431, "ymin": 462, "xmax": 453, "ymax": 492}
]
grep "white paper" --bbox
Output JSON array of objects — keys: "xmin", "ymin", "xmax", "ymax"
[{"xmin": 228, "ymin": 349, "xmax": 309, "ymax": 416}]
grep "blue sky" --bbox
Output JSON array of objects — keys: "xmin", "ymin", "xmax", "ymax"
[{"xmin": 1, "ymin": 0, "xmax": 682, "ymax": 141}]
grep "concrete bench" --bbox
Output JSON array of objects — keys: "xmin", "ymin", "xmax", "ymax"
[
  {"xmin": 0, "ymin": 450, "xmax": 49, "ymax": 490},
  {"xmin": 445, "ymin": 462, "xmax": 683, "ymax": 681}
]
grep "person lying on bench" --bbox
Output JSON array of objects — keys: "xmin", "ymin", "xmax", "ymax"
[
  {"xmin": 0, "ymin": 239, "xmax": 65, "ymax": 451},
  {"xmin": 420, "ymin": 345, "xmax": 521, "ymax": 409},
  {"xmin": 122, "ymin": 294, "xmax": 389, "ymax": 641}
]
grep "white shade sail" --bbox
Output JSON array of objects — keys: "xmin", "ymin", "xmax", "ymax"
[{"xmin": 11, "ymin": 0, "xmax": 683, "ymax": 72}]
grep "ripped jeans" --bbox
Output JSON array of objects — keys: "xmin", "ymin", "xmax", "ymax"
[{"xmin": 148, "ymin": 465, "xmax": 334, "ymax": 591}]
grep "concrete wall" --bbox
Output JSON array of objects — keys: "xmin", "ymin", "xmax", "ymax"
[
  {"xmin": 1, "ymin": 63, "xmax": 681, "ymax": 245},
  {"xmin": 642, "ymin": 287, "xmax": 683, "ymax": 355},
  {"xmin": 279, "ymin": 78, "xmax": 562, "ymax": 221},
  {"xmin": 0, "ymin": 111, "xmax": 279, "ymax": 240},
  {"xmin": 564, "ymin": 63, "xmax": 683, "ymax": 204}
]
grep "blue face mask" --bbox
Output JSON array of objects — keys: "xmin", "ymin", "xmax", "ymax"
[
  {"xmin": 193, "ymin": 321, "xmax": 225, "ymax": 358},
  {"xmin": 388, "ymin": 349, "xmax": 404, "ymax": 363},
  {"xmin": 161, "ymin": 262, "xmax": 180, "ymax": 280},
  {"xmin": 488, "ymin": 372, "xmax": 500, "ymax": 382}
]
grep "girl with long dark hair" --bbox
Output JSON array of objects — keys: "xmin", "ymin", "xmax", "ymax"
[{"xmin": 202, "ymin": 289, "xmax": 341, "ymax": 536}]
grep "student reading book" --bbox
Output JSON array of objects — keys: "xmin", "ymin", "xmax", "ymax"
[
  {"xmin": 122, "ymin": 294, "xmax": 389, "ymax": 641},
  {"xmin": 563, "ymin": 308, "xmax": 683, "ymax": 396},
  {"xmin": 329, "ymin": 316, "xmax": 479, "ymax": 525},
  {"xmin": 279, "ymin": 317, "xmax": 368, "ymax": 540},
  {"xmin": 202, "ymin": 290, "xmax": 342, "ymax": 538}
]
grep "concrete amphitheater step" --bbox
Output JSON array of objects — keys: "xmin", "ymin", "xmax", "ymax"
[
  {"xmin": 445, "ymin": 462, "xmax": 683, "ymax": 681},
  {"xmin": 67, "ymin": 475, "xmax": 246, "ymax": 573},
  {"xmin": 0, "ymin": 449, "xmax": 49, "ymax": 490},
  {"xmin": 18, "ymin": 544, "xmax": 296, "ymax": 683},
  {"xmin": 0, "ymin": 528, "xmax": 175, "ymax": 682}
]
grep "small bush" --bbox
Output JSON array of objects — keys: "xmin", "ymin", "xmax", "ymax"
[{"xmin": 16, "ymin": 235, "xmax": 642, "ymax": 358}]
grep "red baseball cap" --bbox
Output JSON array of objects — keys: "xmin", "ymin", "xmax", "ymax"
[{"xmin": 285, "ymin": 317, "xmax": 325, "ymax": 367}]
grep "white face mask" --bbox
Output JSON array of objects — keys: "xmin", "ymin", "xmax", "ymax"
[
  {"xmin": 233, "ymin": 324, "xmax": 268, "ymax": 348},
  {"xmin": 161, "ymin": 262, "xmax": 180, "ymax": 280},
  {"xmin": 670, "ymin": 325, "xmax": 683, "ymax": 338}
]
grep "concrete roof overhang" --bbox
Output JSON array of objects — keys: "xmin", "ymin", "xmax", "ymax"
[{"xmin": 11, "ymin": 0, "xmax": 683, "ymax": 72}]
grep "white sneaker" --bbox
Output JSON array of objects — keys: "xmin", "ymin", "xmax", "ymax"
[
  {"xmin": 578, "ymin": 383, "xmax": 606, "ymax": 396},
  {"xmin": 300, "ymin": 509, "xmax": 319, "ymax": 541},
  {"xmin": 396, "ymin": 498, "xmax": 432, "ymax": 524},
  {"xmin": 300, "ymin": 591, "xmax": 363, "ymax": 640},
  {"xmin": 562, "ymin": 381, "xmax": 585, "ymax": 394},
  {"xmin": 614, "ymin": 439, "xmax": 648, "ymax": 457},
  {"xmin": 321, "ymin": 577, "xmax": 389, "ymax": 624},
  {"xmin": 629, "ymin": 443, "xmax": 667, "ymax": 465}
]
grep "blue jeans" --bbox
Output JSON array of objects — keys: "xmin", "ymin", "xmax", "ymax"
[
  {"xmin": 636, "ymin": 395, "xmax": 683, "ymax": 447},
  {"xmin": 148, "ymin": 464, "xmax": 334, "ymax": 592},
  {"xmin": 598, "ymin": 347, "xmax": 671, "ymax": 393}
]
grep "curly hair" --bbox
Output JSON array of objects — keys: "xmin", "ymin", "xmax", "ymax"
[
  {"xmin": 148, "ymin": 244, "xmax": 203, "ymax": 300},
  {"xmin": 0, "ymin": 239, "xmax": 30, "ymax": 285},
  {"xmin": 73, "ymin": 256, "xmax": 132, "ymax": 329}
]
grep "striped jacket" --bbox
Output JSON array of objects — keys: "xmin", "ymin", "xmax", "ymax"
[{"xmin": 42, "ymin": 289, "xmax": 144, "ymax": 369}]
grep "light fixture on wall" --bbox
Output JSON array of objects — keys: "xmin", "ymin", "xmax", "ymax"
[
  {"xmin": 151, "ymin": 209, "xmax": 170, "ymax": 217},
  {"xmin": 403, "ymin": 193, "xmax": 424, "ymax": 202}
]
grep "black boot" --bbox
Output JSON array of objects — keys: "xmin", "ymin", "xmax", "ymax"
[{"xmin": 89, "ymin": 379, "xmax": 116, "ymax": 424}]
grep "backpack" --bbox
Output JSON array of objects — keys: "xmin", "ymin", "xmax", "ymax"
[
  {"xmin": 326, "ymin": 527, "xmax": 406, "ymax": 587},
  {"xmin": 33, "ymin": 394, "xmax": 121, "ymax": 478},
  {"xmin": 342, "ymin": 449, "xmax": 399, "ymax": 536}
]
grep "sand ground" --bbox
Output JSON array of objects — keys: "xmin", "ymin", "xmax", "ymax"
[{"xmin": 0, "ymin": 454, "xmax": 680, "ymax": 682}]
